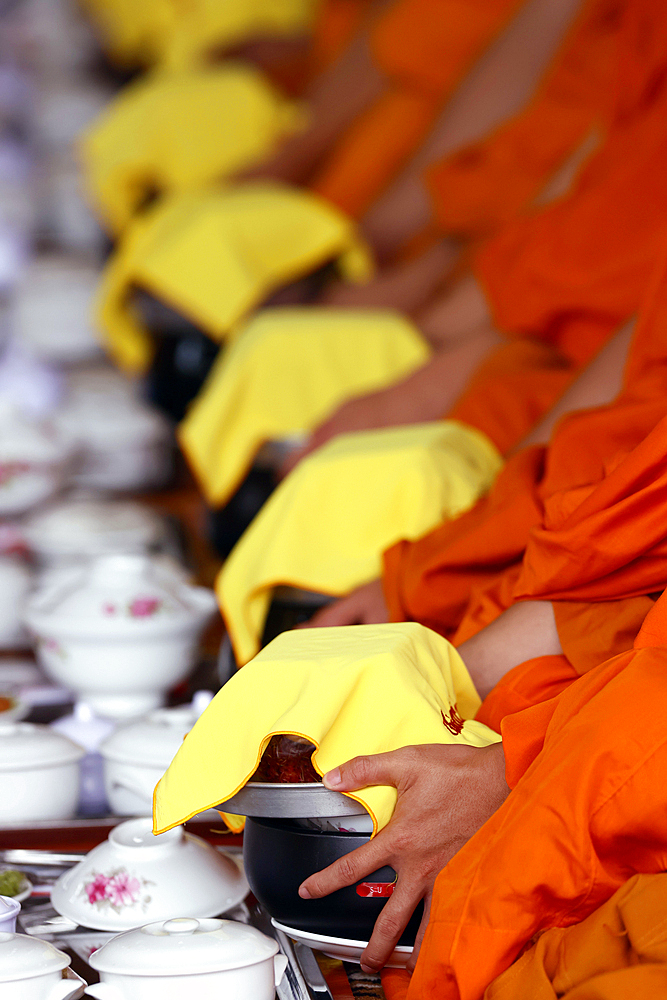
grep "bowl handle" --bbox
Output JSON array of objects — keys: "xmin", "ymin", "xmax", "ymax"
[{"xmin": 274, "ymin": 953, "xmax": 288, "ymax": 987}]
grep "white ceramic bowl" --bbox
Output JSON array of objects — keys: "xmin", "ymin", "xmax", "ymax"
[
  {"xmin": 100, "ymin": 701, "xmax": 211, "ymax": 816},
  {"xmin": 24, "ymin": 497, "xmax": 166, "ymax": 568},
  {"xmin": 85, "ymin": 917, "xmax": 286, "ymax": 1000},
  {"xmin": 0, "ymin": 895, "xmax": 20, "ymax": 932},
  {"xmin": 52, "ymin": 818, "xmax": 248, "ymax": 932},
  {"xmin": 0, "ymin": 931, "xmax": 85, "ymax": 1000},
  {"xmin": 0, "ymin": 722, "xmax": 84, "ymax": 823},
  {"xmin": 0, "ymin": 556, "xmax": 32, "ymax": 648},
  {"xmin": 26, "ymin": 554, "xmax": 218, "ymax": 719},
  {"xmin": 0, "ymin": 401, "xmax": 71, "ymax": 516},
  {"xmin": 13, "ymin": 257, "xmax": 103, "ymax": 365},
  {"xmin": 54, "ymin": 386, "xmax": 172, "ymax": 493}
]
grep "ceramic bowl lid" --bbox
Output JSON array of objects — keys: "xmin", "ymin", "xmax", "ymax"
[
  {"xmin": 26, "ymin": 553, "xmax": 217, "ymax": 635},
  {"xmin": 24, "ymin": 498, "xmax": 164, "ymax": 557},
  {"xmin": 0, "ymin": 932, "xmax": 70, "ymax": 982},
  {"xmin": 0, "ymin": 400, "xmax": 69, "ymax": 464},
  {"xmin": 54, "ymin": 393, "xmax": 169, "ymax": 448},
  {"xmin": 89, "ymin": 917, "xmax": 278, "ymax": 976},
  {"xmin": 0, "ymin": 721, "xmax": 84, "ymax": 771},
  {"xmin": 100, "ymin": 703, "xmax": 204, "ymax": 767}
]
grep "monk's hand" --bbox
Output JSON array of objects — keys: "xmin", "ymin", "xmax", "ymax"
[
  {"xmin": 279, "ymin": 384, "xmax": 416, "ymax": 476},
  {"xmin": 298, "ymin": 743, "xmax": 509, "ymax": 974},
  {"xmin": 299, "ymin": 580, "xmax": 388, "ymax": 627}
]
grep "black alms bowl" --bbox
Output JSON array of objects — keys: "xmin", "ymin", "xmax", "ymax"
[{"xmin": 243, "ymin": 816, "xmax": 422, "ymax": 944}]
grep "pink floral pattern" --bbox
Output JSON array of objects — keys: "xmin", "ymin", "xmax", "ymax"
[
  {"xmin": 129, "ymin": 597, "xmax": 162, "ymax": 618},
  {"xmin": 0, "ymin": 461, "xmax": 31, "ymax": 488},
  {"xmin": 42, "ymin": 637, "xmax": 67, "ymax": 660},
  {"xmin": 82, "ymin": 868, "xmax": 153, "ymax": 914}
]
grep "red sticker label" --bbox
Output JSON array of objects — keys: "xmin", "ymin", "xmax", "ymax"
[{"xmin": 356, "ymin": 882, "xmax": 395, "ymax": 898}]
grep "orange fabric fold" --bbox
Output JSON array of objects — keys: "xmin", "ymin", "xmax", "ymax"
[
  {"xmin": 427, "ymin": 0, "xmax": 623, "ymax": 237},
  {"xmin": 311, "ymin": 0, "xmax": 523, "ymax": 215},
  {"xmin": 406, "ymin": 596, "xmax": 667, "ymax": 999}
]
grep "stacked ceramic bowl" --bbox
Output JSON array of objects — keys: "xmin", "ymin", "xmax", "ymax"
[{"xmin": 25, "ymin": 553, "xmax": 217, "ymax": 720}]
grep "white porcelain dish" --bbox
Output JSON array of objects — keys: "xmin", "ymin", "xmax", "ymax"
[
  {"xmin": 271, "ymin": 919, "xmax": 413, "ymax": 969},
  {"xmin": 0, "ymin": 931, "xmax": 86, "ymax": 999},
  {"xmin": 0, "ymin": 722, "xmax": 84, "ymax": 823},
  {"xmin": 100, "ymin": 700, "xmax": 211, "ymax": 816},
  {"xmin": 13, "ymin": 257, "xmax": 103, "ymax": 365},
  {"xmin": 0, "ymin": 556, "xmax": 32, "ymax": 648},
  {"xmin": 54, "ymin": 386, "xmax": 172, "ymax": 493},
  {"xmin": 51, "ymin": 818, "xmax": 248, "ymax": 932},
  {"xmin": 0, "ymin": 894, "xmax": 20, "ymax": 932},
  {"xmin": 0, "ymin": 401, "xmax": 71, "ymax": 516},
  {"xmin": 26, "ymin": 554, "xmax": 217, "ymax": 719},
  {"xmin": 84, "ymin": 916, "xmax": 286, "ymax": 1000},
  {"xmin": 24, "ymin": 497, "xmax": 166, "ymax": 568}
]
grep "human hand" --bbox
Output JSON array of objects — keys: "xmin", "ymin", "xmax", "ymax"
[
  {"xmin": 299, "ymin": 743, "xmax": 509, "ymax": 973},
  {"xmin": 300, "ymin": 580, "xmax": 389, "ymax": 627},
  {"xmin": 279, "ymin": 385, "xmax": 412, "ymax": 476}
]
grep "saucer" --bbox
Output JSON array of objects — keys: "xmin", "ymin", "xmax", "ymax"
[{"xmin": 271, "ymin": 919, "xmax": 413, "ymax": 968}]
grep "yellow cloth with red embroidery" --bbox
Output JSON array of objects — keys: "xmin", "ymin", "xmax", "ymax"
[
  {"xmin": 95, "ymin": 183, "xmax": 372, "ymax": 374},
  {"xmin": 153, "ymin": 622, "xmax": 500, "ymax": 836},
  {"xmin": 178, "ymin": 307, "xmax": 430, "ymax": 508},
  {"xmin": 80, "ymin": 65, "xmax": 306, "ymax": 234},
  {"xmin": 218, "ymin": 421, "xmax": 503, "ymax": 665}
]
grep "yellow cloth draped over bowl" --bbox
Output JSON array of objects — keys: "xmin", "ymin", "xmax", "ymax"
[
  {"xmin": 80, "ymin": 65, "xmax": 306, "ymax": 234},
  {"xmin": 178, "ymin": 307, "xmax": 430, "ymax": 507},
  {"xmin": 153, "ymin": 622, "xmax": 500, "ymax": 836},
  {"xmin": 80, "ymin": 0, "xmax": 321, "ymax": 68},
  {"xmin": 218, "ymin": 422, "xmax": 503, "ymax": 665},
  {"xmin": 159, "ymin": 0, "xmax": 322, "ymax": 70},
  {"xmin": 95, "ymin": 183, "xmax": 372, "ymax": 374}
]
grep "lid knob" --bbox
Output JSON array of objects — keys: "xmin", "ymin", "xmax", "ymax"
[{"xmin": 162, "ymin": 918, "xmax": 199, "ymax": 936}]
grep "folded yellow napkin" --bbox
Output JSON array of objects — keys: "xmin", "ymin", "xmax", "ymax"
[
  {"xmin": 80, "ymin": 65, "xmax": 306, "ymax": 234},
  {"xmin": 218, "ymin": 421, "xmax": 503, "ymax": 665},
  {"xmin": 178, "ymin": 307, "xmax": 430, "ymax": 507},
  {"xmin": 95, "ymin": 183, "xmax": 372, "ymax": 374},
  {"xmin": 160, "ymin": 0, "xmax": 322, "ymax": 70},
  {"xmin": 153, "ymin": 622, "xmax": 500, "ymax": 835}
]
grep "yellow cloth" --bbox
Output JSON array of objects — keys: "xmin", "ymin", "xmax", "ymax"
[
  {"xmin": 178, "ymin": 307, "xmax": 430, "ymax": 507},
  {"xmin": 80, "ymin": 65, "xmax": 306, "ymax": 234},
  {"xmin": 79, "ymin": 0, "xmax": 170, "ymax": 65},
  {"xmin": 218, "ymin": 422, "xmax": 503, "ymax": 665},
  {"xmin": 160, "ymin": 0, "xmax": 322, "ymax": 70},
  {"xmin": 153, "ymin": 622, "xmax": 500, "ymax": 835},
  {"xmin": 81, "ymin": 0, "xmax": 320, "ymax": 68},
  {"xmin": 96, "ymin": 183, "xmax": 372, "ymax": 374}
]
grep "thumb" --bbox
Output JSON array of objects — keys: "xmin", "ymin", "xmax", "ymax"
[{"xmin": 323, "ymin": 748, "xmax": 411, "ymax": 792}]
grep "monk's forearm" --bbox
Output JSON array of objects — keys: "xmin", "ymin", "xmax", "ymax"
[
  {"xmin": 280, "ymin": 31, "xmax": 387, "ymax": 182},
  {"xmin": 388, "ymin": 326, "xmax": 503, "ymax": 422},
  {"xmin": 417, "ymin": 275, "xmax": 493, "ymax": 349},
  {"xmin": 457, "ymin": 600, "xmax": 563, "ymax": 700},
  {"xmin": 514, "ymin": 318, "xmax": 636, "ymax": 452},
  {"xmin": 360, "ymin": 173, "xmax": 434, "ymax": 263},
  {"xmin": 322, "ymin": 239, "xmax": 461, "ymax": 313}
]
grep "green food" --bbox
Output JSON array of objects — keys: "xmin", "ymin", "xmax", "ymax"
[{"xmin": 0, "ymin": 869, "xmax": 27, "ymax": 897}]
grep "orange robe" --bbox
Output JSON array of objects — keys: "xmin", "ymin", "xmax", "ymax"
[
  {"xmin": 426, "ymin": 0, "xmax": 624, "ymax": 238},
  {"xmin": 404, "ymin": 592, "xmax": 667, "ymax": 999},
  {"xmin": 384, "ymin": 235, "xmax": 667, "ymax": 644},
  {"xmin": 310, "ymin": 0, "xmax": 525, "ymax": 216}
]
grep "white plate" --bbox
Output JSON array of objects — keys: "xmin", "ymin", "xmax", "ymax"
[{"xmin": 271, "ymin": 919, "xmax": 413, "ymax": 968}]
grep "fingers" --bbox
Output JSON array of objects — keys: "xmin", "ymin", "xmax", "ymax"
[
  {"xmin": 360, "ymin": 878, "xmax": 425, "ymax": 973},
  {"xmin": 323, "ymin": 747, "xmax": 416, "ymax": 793},
  {"xmin": 299, "ymin": 835, "xmax": 390, "ymax": 899},
  {"xmin": 406, "ymin": 889, "xmax": 431, "ymax": 972}
]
